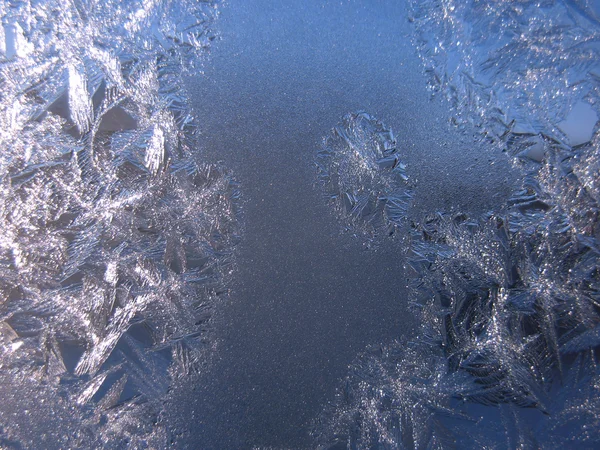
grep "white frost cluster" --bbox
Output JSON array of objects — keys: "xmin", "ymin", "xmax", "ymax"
[
  {"xmin": 317, "ymin": 111, "xmax": 411, "ymax": 243},
  {"xmin": 319, "ymin": 1, "xmax": 600, "ymax": 447},
  {"xmin": 0, "ymin": 1, "xmax": 240, "ymax": 448}
]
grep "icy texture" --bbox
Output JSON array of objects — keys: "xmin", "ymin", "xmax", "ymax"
[
  {"xmin": 319, "ymin": 202, "xmax": 600, "ymax": 447},
  {"xmin": 316, "ymin": 112, "xmax": 411, "ymax": 243},
  {"xmin": 0, "ymin": 1, "xmax": 238, "ymax": 448},
  {"xmin": 408, "ymin": 0, "xmax": 600, "ymax": 147},
  {"xmin": 318, "ymin": 1, "xmax": 600, "ymax": 448},
  {"xmin": 315, "ymin": 338, "xmax": 556, "ymax": 449},
  {"xmin": 314, "ymin": 340, "xmax": 474, "ymax": 449}
]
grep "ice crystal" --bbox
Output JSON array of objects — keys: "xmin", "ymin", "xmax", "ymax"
[
  {"xmin": 314, "ymin": 340, "xmax": 472, "ymax": 450},
  {"xmin": 0, "ymin": 0, "xmax": 238, "ymax": 447},
  {"xmin": 408, "ymin": 0, "xmax": 600, "ymax": 148},
  {"xmin": 319, "ymin": 1, "xmax": 600, "ymax": 447},
  {"xmin": 316, "ymin": 112, "xmax": 411, "ymax": 243}
]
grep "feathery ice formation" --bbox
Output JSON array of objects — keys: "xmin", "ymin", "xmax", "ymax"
[
  {"xmin": 317, "ymin": 111, "xmax": 411, "ymax": 244},
  {"xmin": 0, "ymin": 1, "xmax": 242, "ymax": 448},
  {"xmin": 317, "ymin": 1, "xmax": 600, "ymax": 448}
]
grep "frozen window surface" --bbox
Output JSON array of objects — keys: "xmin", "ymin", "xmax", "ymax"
[{"xmin": 2, "ymin": 0, "xmax": 600, "ymax": 448}]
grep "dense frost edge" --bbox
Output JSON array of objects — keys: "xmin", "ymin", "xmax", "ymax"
[
  {"xmin": 0, "ymin": 1, "xmax": 242, "ymax": 448},
  {"xmin": 316, "ymin": 1, "xmax": 600, "ymax": 448}
]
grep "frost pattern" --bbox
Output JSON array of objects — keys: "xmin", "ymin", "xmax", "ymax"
[
  {"xmin": 0, "ymin": 1, "xmax": 237, "ymax": 448},
  {"xmin": 408, "ymin": 0, "xmax": 600, "ymax": 147},
  {"xmin": 317, "ymin": 112, "xmax": 411, "ymax": 243},
  {"xmin": 318, "ymin": 202, "xmax": 600, "ymax": 448},
  {"xmin": 318, "ymin": 1, "xmax": 600, "ymax": 448},
  {"xmin": 314, "ymin": 340, "xmax": 474, "ymax": 449}
]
